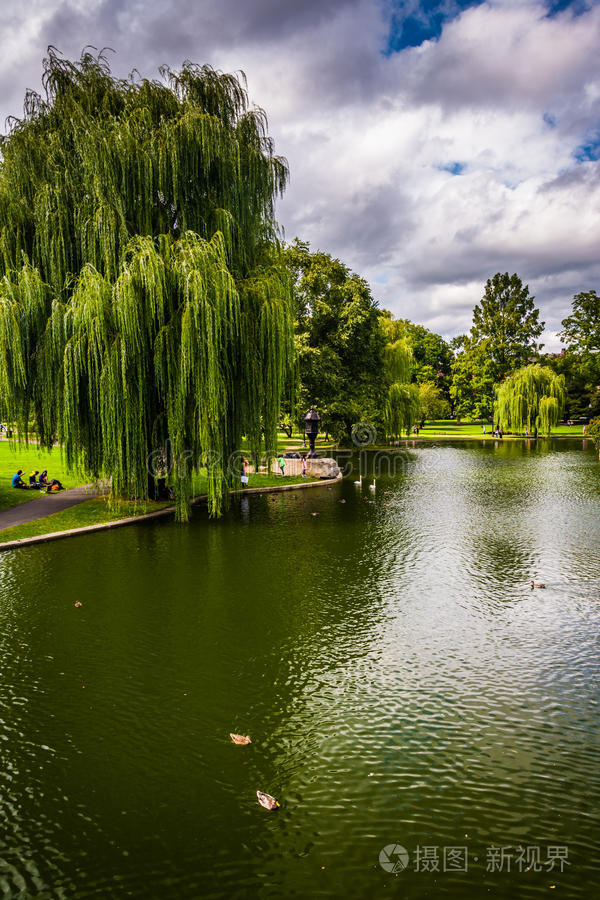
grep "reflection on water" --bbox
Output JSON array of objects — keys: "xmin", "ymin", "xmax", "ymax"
[{"xmin": 0, "ymin": 440, "xmax": 599, "ymax": 898}]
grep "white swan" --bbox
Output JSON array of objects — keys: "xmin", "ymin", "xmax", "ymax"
[{"xmin": 369, "ymin": 478, "xmax": 376, "ymax": 492}]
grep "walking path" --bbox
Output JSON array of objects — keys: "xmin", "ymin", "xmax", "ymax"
[
  {"xmin": 0, "ymin": 485, "xmax": 100, "ymax": 531},
  {"xmin": 0, "ymin": 475, "xmax": 341, "ymax": 552}
]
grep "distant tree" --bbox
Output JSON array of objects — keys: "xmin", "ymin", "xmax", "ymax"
[
  {"xmin": 419, "ymin": 381, "xmax": 451, "ymax": 422},
  {"xmin": 496, "ymin": 365, "xmax": 565, "ymax": 437},
  {"xmin": 381, "ymin": 313, "xmax": 452, "ymax": 397},
  {"xmin": 385, "ymin": 382, "xmax": 421, "ymax": 439},
  {"xmin": 285, "ymin": 240, "xmax": 384, "ymax": 442},
  {"xmin": 450, "ymin": 273, "xmax": 544, "ymax": 420},
  {"xmin": 559, "ymin": 291, "xmax": 600, "ymax": 412},
  {"xmin": 449, "ymin": 338, "xmax": 495, "ymax": 420},
  {"xmin": 542, "ymin": 350, "xmax": 600, "ymax": 420},
  {"xmin": 379, "ymin": 314, "xmax": 424, "ymax": 438},
  {"xmin": 470, "ymin": 273, "xmax": 544, "ymax": 380},
  {"xmin": 559, "ymin": 291, "xmax": 600, "ymax": 362},
  {"xmin": 588, "ymin": 417, "xmax": 600, "ymax": 449}
]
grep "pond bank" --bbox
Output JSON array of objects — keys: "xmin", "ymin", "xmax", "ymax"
[{"xmin": 0, "ymin": 474, "xmax": 341, "ymax": 552}]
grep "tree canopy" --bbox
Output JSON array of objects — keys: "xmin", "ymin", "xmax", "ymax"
[
  {"xmin": 284, "ymin": 239, "xmax": 384, "ymax": 441},
  {"xmin": 560, "ymin": 291, "xmax": 600, "ymax": 360},
  {"xmin": 496, "ymin": 365, "xmax": 565, "ymax": 437},
  {"xmin": 0, "ymin": 48, "xmax": 293, "ymax": 518},
  {"xmin": 450, "ymin": 273, "xmax": 545, "ymax": 419},
  {"xmin": 470, "ymin": 273, "xmax": 544, "ymax": 379},
  {"xmin": 383, "ymin": 316, "xmax": 452, "ymax": 394}
]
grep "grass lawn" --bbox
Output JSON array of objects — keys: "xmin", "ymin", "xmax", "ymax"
[
  {"xmin": 0, "ymin": 473, "xmax": 321, "ymax": 543},
  {"xmin": 236, "ymin": 473, "xmax": 319, "ymax": 488},
  {"xmin": 412, "ymin": 420, "xmax": 586, "ymax": 439},
  {"xmin": 0, "ymin": 497, "xmax": 173, "ymax": 543},
  {"xmin": 241, "ymin": 431, "xmax": 337, "ymax": 453},
  {"xmin": 0, "ymin": 439, "xmax": 89, "ymax": 511}
]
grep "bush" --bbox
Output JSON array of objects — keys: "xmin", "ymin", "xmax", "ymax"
[{"xmin": 587, "ymin": 417, "xmax": 600, "ymax": 448}]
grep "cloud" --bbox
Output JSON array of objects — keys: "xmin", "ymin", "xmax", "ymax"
[{"xmin": 0, "ymin": 0, "xmax": 599, "ymax": 348}]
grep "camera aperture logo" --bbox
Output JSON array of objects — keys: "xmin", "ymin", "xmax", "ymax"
[{"xmin": 379, "ymin": 844, "xmax": 409, "ymax": 873}]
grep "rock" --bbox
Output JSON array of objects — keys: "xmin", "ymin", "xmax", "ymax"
[{"xmin": 306, "ymin": 457, "xmax": 341, "ymax": 479}]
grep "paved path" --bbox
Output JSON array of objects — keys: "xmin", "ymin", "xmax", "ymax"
[{"xmin": 0, "ymin": 485, "xmax": 100, "ymax": 531}]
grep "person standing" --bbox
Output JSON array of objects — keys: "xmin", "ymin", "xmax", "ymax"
[
  {"xmin": 301, "ymin": 454, "xmax": 307, "ymax": 478},
  {"xmin": 278, "ymin": 454, "xmax": 285, "ymax": 476}
]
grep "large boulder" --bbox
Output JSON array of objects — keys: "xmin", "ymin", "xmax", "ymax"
[{"xmin": 306, "ymin": 457, "xmax": 341, "ymax": 479}]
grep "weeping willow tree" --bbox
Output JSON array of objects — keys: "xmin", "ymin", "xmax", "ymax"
[
  {"xmin": 0, "ymin": 48, "xmax": 294, "ymax": 519},
  {"xmin": 496, "ymin": 364, "xmax": 565, "ymax": 437},
  {"xmin": 385, "ymin": 382, "xmax": 421, "ymax": 439},
  {"xmin": 382, "ymin": 335, "xmax": 420, "ymax": 438}
]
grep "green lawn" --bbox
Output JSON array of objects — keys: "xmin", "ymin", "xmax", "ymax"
[
  {"xmin": 0, "ymin": 473, "xmax": 320, "ymax": 543},
  {"xmin": 0, "ymin": 497, "xmax": 172, "ymax": 543},
  {"xmin": 0, "ymin": 439, "xmax": 89, "ymax": 511},
  {"xmin": 241, "ymin": 431, "xmax": 337, "ymax": 453},
  {"xmin": 410, "ymin": 420, "xmax": 587, "ymax": 439}
]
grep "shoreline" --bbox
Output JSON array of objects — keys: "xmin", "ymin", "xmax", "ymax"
[
  {"xmin": 0, "ymin": 475, "xmax": 342, "ymax": 553},
  {"xmin": 338, "ymin": 434, "xmax": 590, "ymax": 448}
]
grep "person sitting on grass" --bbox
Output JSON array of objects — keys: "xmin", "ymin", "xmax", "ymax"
[
  {"xmin": 29, "ymin": 469, "xmax": 40, "ymax": 488},
  {"xmin": 45, "ymin": 478, "xmax": 65, "ymax": 493},
  {"xmin": 12, "ymin": 469, "xmax": 27, "ymax": 489},
  {"xmin": 38, "ymin": 470, "xmax": 49, "ymax": 488}
]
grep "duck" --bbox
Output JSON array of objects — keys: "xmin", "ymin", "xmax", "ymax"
[
  {"xmin": 311, "ymin": 512, "xmax": 319, "ymax": 516},
  {"xmin": 338, "ymin": 498, "xmax": 346, "ymax": 503},
  {"xmin": 74, "ymin": 601, "xmax": 82, "ymax": 608},
  {"xmin": 257, "ymin": 790, "xmax": 280, "ymax": 810},
  {"xmin": 530, "ymin": 580, "xmax": 546, "ymax": 589},
  {"xmin": 230, "ymin": 733, "xmax": 251, "ymax": 745}
]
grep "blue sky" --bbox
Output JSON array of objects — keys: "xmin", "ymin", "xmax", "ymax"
[
  {"xmin": 385, "ymin": 0, "xmax": 596, "ymax": 52},
  {"xmin": 385, "ymin": 1, "xmax": 486, "ymax": 52},
  {"xmin": 0, "ymin": 0, "xmax": 599, "ymax": 346}
]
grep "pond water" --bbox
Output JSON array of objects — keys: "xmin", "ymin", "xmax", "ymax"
[{"xmin": 0, "ymin": 440, "xmax": 599, "ymax": 899}]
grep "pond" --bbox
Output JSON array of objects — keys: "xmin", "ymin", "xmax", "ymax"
[{"xmin": 0, "ymin": 439, "xmax": 599, "ymax": 899}]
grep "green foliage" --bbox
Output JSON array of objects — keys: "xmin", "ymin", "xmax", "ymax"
[
  {"xmin": 542, "ymin": 350, "xmax": 600, "ymax": 420},
  {"xmin": 383, "ymin": 337, "xmax": 413, "ymax": 384},
  {"xmin": 450, "ymin": 273, "xmax": 544, "ymax": 419},
  {"xmin": 0, "ymin": 49, "xmax": 294, "ymax": 518},
  {"xmin": 587, "ymin": 417, "xmax": 600, "ymax": 449},
  {"xmin": 380, "ymin": 313, "xmax": 452, "ymax": 394},
  {"xmin": 449, "ymin": 338, "xmax": 495, "ymax": 420},
  {"xmin": 418, "ymin": 381, "xmax": 451, "ymax": 421},
  {"xmin": 284, "ymin": 239, "xmax": 384, "ymax": 441},
  {"xmin": 385, "ymin": 382, "xmax": 421, "ymax": 438},
  {"xmin": 470, "ymin": 273, "xmax": 544, "ymax": 378},
  {"xmin": 560, "ymin": 291, "xmax": 600, "ymax": 360},
  {"xmin": 558, "ymin": 291, "xmax": 600, "ymax": 415},
  {"xmin": 496, "ymin": 365, "xmax": 565, "ymax": 437}
]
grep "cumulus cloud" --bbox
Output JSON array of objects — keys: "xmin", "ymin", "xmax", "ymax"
[{"xmin": 0, "ymin": 0, "xmax": 599, "ymax": 347}]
